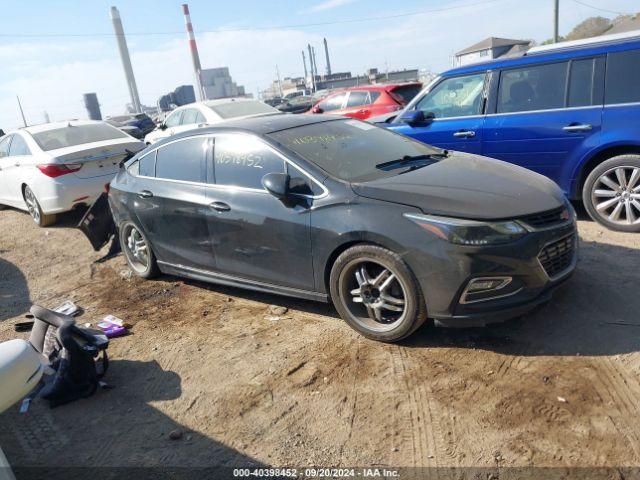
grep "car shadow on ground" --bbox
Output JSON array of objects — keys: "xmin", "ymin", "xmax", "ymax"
[
  {"xmin": 171, "ymin": 234, "xmax": 639, "ymax": 359},
  {"xmin": 0, "ymin": 359, "xmax": 265, "ymax": 479},
  {"xmin": 0, "ymin": 257, "xmax": 30, "ymax": 322}
]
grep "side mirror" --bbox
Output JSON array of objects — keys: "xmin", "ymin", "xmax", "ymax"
[
  {"xmin": 262, "ymin": 172, "xmax": 290, "ymax": 199},
  {"xmin": 312, "ymin": 105, "xmax": 323, "ymax": 114},
  {"xmin": 400, "ymin": 110, "xmax": 434, "ymax": 126},
  {"xmin": 158, "ymin": 123, "xmax": 167, "ymax": 131}
]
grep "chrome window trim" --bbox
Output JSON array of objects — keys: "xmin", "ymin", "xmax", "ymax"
[
  {"xmin": 603, "ymin": 101, "xmax": 640, "ymax": 108},
  {"xmin": 130, "ymin": 132, "xmax": 329, "ymax": 199},
  {"xmin": 485, "ymin": 104, "xmax": 602, "ymax": 117}
]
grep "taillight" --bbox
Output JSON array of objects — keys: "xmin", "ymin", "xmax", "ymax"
[
  {"xmin": 104, "ymin": 183, "xmax": 111, "ymax": 193},
  {"xmin": 36, "ymin": 164, "xmax": 82, "ymax": 178}
]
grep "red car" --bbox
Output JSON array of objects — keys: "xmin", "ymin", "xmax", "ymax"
[{"xmin": 308, "ymin": 82, "xmax": 422, "ymax": 120}]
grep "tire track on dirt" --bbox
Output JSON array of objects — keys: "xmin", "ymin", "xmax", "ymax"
[
  {"xmin": 391, "ymin": 345, "xmax": 453, "ymax": 467},
  {"xmin": 590, "ymin": 357, "xmax": 640, "ymax": 458}
]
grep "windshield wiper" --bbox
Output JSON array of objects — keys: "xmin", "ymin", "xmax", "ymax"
[{"xmin": 375, "ymin": 152, "xmax": 448, "ymax": 172}]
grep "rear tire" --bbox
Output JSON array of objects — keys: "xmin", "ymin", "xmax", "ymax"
[
  {"xmin": 582, "ymin": 155, "xmax": 640, "ymax": 232},
  {"xmin": 329, "ymin": 244, "xmax": 427, "ymax": 342},
  {"xmin": 119, "ymin": 221, "xmax": 159, "ymax": 279},
  {"xmin": 23, "ymin": 185, "xmax": 56, "ymax": 227}
]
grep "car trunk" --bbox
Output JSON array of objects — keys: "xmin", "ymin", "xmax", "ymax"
[{"xmin": 50, "ymin": 139, "xmax": 144, "ymax": 179}]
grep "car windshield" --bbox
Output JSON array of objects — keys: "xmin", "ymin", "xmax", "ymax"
[
  {"xmin": 32, "ymin": 123, "xmax": 128, "ymax": 151},
  {"xmin": 390, "ymin": 84, "xmax": 422, "ymax": 104},
  {"xmin": 269, "ymin": 119, "xmax": 443, "ymax": 182},
  {"xmin": 207, "ymin": 101, "xmax": 278, "ymax": 119}
]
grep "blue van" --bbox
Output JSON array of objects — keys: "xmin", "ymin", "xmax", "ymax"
[{"xmin": 382, "ymin": 31, "xmax": 640, "ymax": 232}]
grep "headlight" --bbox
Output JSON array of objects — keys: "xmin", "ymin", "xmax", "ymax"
[{"xmin": 404, "ymin": 213, "xmax": 527, "ymax": 246}]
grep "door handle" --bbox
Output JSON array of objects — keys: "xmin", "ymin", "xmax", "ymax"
[
  {"xmin": 453, "ymin": 130, "xmax": 476, "ymax": 138},
  {"xmin": 137, "ymin": 190, "xmax": 153, "ymax": 198},
  {"xmin": 209, "ymin": 201, "xmax": 230, "ymax": 212},
  {"xmin": 563, "ymin": 124, "xmax": 592, "ymax": 132}
]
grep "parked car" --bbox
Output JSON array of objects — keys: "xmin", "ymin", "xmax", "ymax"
[
  {"xmin": 308, "ymin": 83, "xmax": 423, "ymax": 120},
  {"xmin": 377, "ymin": 31, "xmax": 640, "ymax": 232},
  {"xmin": 144, "ymin": 98, "xmax": 280, "ymax": 145},
  {"xmin": 0, "ymin": 121, "xmax": 144, "ymax": 226},
  {"xmin": 105, "ymin": 119, "xmax": 143, "ymax": 139},
  {"xmin": 263, "ymin": 97, "xmax": 284, "ymax": 107},
  {"xmin": 276, "ymin": 95, "xmax": 314, "ymax": 114},
  {"xmin": 110, "ymin": 115, "xmax": 576, "ymax": 342},
  {"xmin": 107, "ymin": 113, "xmax": 156, "ymax": 136}
]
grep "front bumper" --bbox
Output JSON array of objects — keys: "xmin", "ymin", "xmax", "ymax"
[{"xmin": 404, "ymin": 221, "xmax": 578, "ymax": 327}]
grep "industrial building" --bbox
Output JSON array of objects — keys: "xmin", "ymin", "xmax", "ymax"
[{"xmin": 200, "ymin": 67, "xmax": 246, "ymax": 100}]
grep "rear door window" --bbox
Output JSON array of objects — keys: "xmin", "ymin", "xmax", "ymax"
[
  {"xmin": 567, "ymin": 58, "xmax": 602, "ymax": 107},
  {"xmin": 155, "ymin": 137, "xmax": 206, "ymax": 183},
  {"xmin": 318, "ymin": 92, "xmax": 347, "ymax": 112},
  {"xmin": 213, "ymin": 135, "xmax": 285, "ymax": 190},
  {"xmin": 497, "ymin": 62, "xmax": 568, "ymax": 113},
  {"xmin": 8, "ymin": 135, "xmax": 31, "ymax": 156},
  {"xmin": 0, "ymin": 136, "xmax": 11, "ymax": 158},
  {"xmin": 164, "ymin": 110, "xmax": 183, "ymax": 127},
  {"xmin": 346, "ymin": 91, "xmax": 370, "ymax": 108},
  {"xmin": 605, "ymin": 49, "xmax": 640, "ymax": 104},
  {"xmin": 139, "ymin": 152, "xmax": 156, "ymax": 177},
  {"xmin": 181, "ymin": 109, "xmax": 198, "ymax": 125}
]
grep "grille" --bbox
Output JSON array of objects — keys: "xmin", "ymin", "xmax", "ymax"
[
  {"xmin": 538, "ymin": 234, "xmax": 576, "ymax": 278},
  {"xmin": 520, "ymin": 207, "xmax": 568, "ymax": 230}
]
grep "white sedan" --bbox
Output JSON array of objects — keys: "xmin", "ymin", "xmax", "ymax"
[
  {"xmin": 144, "ymin": 97, "xmax": 280, "ymax": 144},
  {"xmin": 0, "ymin": 120, "xmax": 144, "ymax": 226}
]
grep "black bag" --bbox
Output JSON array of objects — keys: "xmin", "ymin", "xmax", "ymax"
[{"xmin": 29, "ymin": 305, "xmax": 109, "ymax": 408}]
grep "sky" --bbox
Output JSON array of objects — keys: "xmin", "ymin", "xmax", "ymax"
[{"xmin": 0, "ymin": 0, "xmax": 637, "ymax": 129}]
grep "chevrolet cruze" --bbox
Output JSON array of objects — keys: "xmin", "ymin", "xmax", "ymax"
[{"xmin": 109, "ymin": 115, "xmax": 577, "ymax": 342}]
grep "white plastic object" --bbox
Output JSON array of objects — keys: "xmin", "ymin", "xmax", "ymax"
[{"xmin": 0, "ymin": 340, "xmax": 45, "ymax": 415}]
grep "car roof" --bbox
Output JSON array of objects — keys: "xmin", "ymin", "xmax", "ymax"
[
  {"xmin": 162, "ymin": 114, "xmax": 341, "ymax": 141},
  {"xmin": 443, "ymin": 33, "xmax": 640, "ymax": 77},
  {"xmin": 19, "ymin": 120, "xmax": 105, "ymax": 135}
]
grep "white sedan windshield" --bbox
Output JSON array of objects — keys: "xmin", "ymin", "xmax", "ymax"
[{"xmin": 33, "ymin": 123, "xmax": 127, "ymax": 151}]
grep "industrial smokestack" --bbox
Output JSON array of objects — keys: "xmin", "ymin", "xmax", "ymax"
[
  {"xmin": 312, "ymin": 46, "xmax": 319, "ymax": 80},
  {"xmin": 302, "ymin": 50, "xmax": 308, "ymax": 81},
  {"xmin": 307, "ymin": 44, "xmax": 316, "ymax": 92},
  {"xmin": 109, "ymin": 7, "xmax": 142, "ymax": 113},
  {"xmin": 323, "ymin": 38, "xmax": 332, "ymax": 76},
  {"xmin": 182, "ymin": 4, "xmax": 206, "ymax": 101},
  {"xmin": 83, "ymin": 93, "xmax": 102, "ymax": 120}
]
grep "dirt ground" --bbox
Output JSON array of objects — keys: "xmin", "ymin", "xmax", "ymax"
[{"xmin": 1, "ymin": 205, "xmax": 640, "ymax": 479}]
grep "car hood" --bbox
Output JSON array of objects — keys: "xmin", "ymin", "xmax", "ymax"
[{"xmin": 351, "ymin": 152, "xmax": 566, "ymax": 220}]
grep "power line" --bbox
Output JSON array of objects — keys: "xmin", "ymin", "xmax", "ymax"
[
  {"xmin": 569, "ymin": 0, "xmax": 630, "ymax": 16},
  {"xmin": 0, "ymin": 0, "xmax": 508, "ymax": 38}
]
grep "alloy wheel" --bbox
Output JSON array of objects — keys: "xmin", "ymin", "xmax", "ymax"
[
  {"xmin": 123, "ymin": 224, "xmax": 149, "ymax": 273},
  {"xmin": 591, "ymin": 166, "xmax": 640, "ymax": 226},
  {"xmin": 23, "ymin": 187, "xmax": 41, "ymax": 224},
  {"xmin": 339, "ymin": 259, "xmax": 407, "ymax": 333}
]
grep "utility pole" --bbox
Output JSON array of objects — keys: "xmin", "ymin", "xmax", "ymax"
[
  {"xmin": 276, "ymin": 64, "xmax": 283, "ymax": 98},
  {"xmin": 109, "ymin": 6, "xmax": 142, "ymax": 113},
  {"xmin": 16, "ymin": 95, "xmax": 27, "ymax": 127},
  {"xmin": 553, "ymin": 0, "xmax": 560, "ymax": 43},
  {"xmin": 43, "ymin": 111, "xmax": 50, "ymax": 123},
  {"xmin": 323, "ymin": 38, "xmax": 332, "ymax": 76}
]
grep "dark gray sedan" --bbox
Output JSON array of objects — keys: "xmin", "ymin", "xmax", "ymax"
[{"xmin": 108, "ymin": 115, "xmax": 577, "ymax": 342}]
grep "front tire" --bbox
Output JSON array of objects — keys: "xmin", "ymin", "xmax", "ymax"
[
  {"xmin": 583, "ymin": 155, "xmax": 640, "ymax": 232},
  {"xmin": 23, "ymin": 185, "xmax": 56, "ymax": 227},
  {"xmin": 329, "ymin": 244, "xmax": 427, "ymax": 342},
  {"xmin": 120, "ymin": 221, "xmax": 159, "ymax": 279}
]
